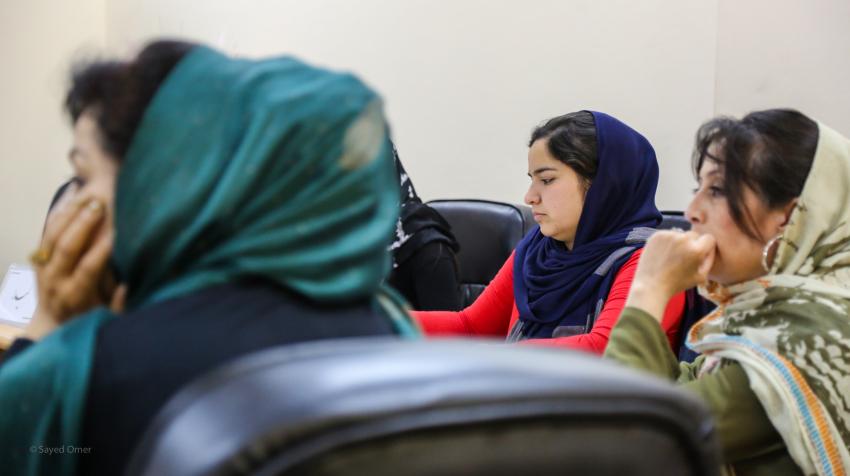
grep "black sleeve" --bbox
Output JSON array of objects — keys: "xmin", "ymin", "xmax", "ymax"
[
  {"xmin": 409, "ymin": 242, "xmax": 463, "ymax": 311},
  {"xmin": 0, "ymin": 338, "xmax": 35, "ymax": 366}
]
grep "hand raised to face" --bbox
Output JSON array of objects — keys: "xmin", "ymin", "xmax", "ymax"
[
  {"xmin": 25, "ymin": 184, "xmax": 117, "ymax": 340},
  {"xmin": 626, "ymin": 230, "xmax": 716, "ymax": 322}
]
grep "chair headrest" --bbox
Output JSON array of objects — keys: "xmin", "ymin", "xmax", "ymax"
[
  {"xmin": 659, "ymin": 211, "xmax": 691, "ymax": 231},
  {"xmin": 129, "ymin": 338, "xmax": 719, "ymax": 476},
  {"xmin": 427, "ymin": 200, "xmax": 534, "ymax": 283}
]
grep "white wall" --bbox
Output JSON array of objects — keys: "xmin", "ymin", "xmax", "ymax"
[
  {"xmin": 0, "ymin": 0, "xmax": 105, "ymax": 272},
  {"xmin": 3, "ymin": 0, "xmax": 849, "ymax": 270},
  {"xmin": 105, "ymin": 0, "xmax": 718, "ymax": 211},
  {"xmin": 715, "ymin": 0, "xmax": 850, "ymax": 135}
]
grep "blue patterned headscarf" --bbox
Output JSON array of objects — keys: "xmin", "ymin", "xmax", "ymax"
[{"xmin": 512, "ymin": 111, "xmax": 662, "ymax": 339}]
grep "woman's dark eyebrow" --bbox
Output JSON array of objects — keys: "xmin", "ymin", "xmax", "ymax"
[
  {"xmin": 527, "ymin": 166, "xmax": 557, "ymax": 177},
  {"xmin": 697, "ymin": 169, "xmax": 721, "ymax": 183}
]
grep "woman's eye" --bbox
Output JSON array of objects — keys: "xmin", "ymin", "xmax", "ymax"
[
  {"xmin": 692, "ymin": 184, "xmax": 724, "ymax": 198},
  {"xmin": 541, "ymin": 178, "xmax": 554, "ymax": 185},
  {"xmin": 71, "ymin": 176, "xmax": 86, "ymax": 188}
]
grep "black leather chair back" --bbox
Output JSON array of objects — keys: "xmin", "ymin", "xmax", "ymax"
[
  {"xmin": 128, "ymin": 339, "xmax": 720, "ymax": 476},
  {"xmin": 427, "ymin": 199, "xmax": 535, "ymax": 307},
  {"xmin": 659, "ymin": 211, "xmax": 691, "ymax": 230}
]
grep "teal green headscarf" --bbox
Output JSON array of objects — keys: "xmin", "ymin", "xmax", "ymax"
[{"xmin": 0, "ymin": 46, "xmax": 418, "ymax": 475}]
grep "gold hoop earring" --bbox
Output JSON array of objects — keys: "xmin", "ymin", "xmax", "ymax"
[{"xmin": 761, "ymin": 234, "xmax": 784, "ymax": 273}]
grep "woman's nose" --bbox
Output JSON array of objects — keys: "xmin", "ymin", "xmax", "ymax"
[
  {"xmin": 524, "ymin": 186, "xmax": 539, "ymax": 206},
  {"xmin": 685, "ymin": 196, "xmax": 703, "ymax": 226}
]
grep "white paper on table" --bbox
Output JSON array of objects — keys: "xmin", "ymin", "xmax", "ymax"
[{"xmin": 0, "ymin": 264, "xmax": 37, "ymax": 327}]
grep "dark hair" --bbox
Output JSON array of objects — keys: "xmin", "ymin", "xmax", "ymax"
[
  {"xmin": 693, "ymin": 108, "xmax": 818, "ymax": 240},
  {"xmin": 65, "ymin": 40, "xmax": 196, "ymax": 160},
  {"xmin": 529, "ymin": 111, "xmax": 598, "ymax": 190}
]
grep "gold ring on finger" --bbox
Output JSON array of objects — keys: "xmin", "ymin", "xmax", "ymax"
[{"xmin": 29, "ymin": 247, "xmax": 51, "ymax": 266}]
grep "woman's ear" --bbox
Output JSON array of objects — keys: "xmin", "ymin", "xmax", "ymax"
[
  {"xmin": 780, "ymin": 198, "xmax": 798, "ymax": 228},
  {"xmin": 765, "ymin": 198, "xmax": 798, "ymax": 239}
]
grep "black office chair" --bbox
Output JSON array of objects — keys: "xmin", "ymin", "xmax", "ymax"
[
  {"xmin": 427, "ymin": 199, "xmax": 535, "ymax": 307},
  {"xmin": 128, "ymin": 339, "xmax": 720, "ymax": 476},
  {"xmin": 659, "ymin": 211, "xmax": 691, "ymax": 230}
]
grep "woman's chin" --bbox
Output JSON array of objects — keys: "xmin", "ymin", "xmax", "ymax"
[
  {"xmin": 707, "ymin": 271, "xmax": 762, "ymax": 287},
  {"xmin": 706, "ymin": 268, "xmax": 729, "ymax": 287}
]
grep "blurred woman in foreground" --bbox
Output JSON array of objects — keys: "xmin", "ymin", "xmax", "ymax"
[{"xmin": 0, "ymin": 40, "xmax": 416, "ymax": 475}]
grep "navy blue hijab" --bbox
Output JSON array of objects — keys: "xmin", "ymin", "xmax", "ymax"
[{"xmin": 512, "ymin": 111, "xmax": 662, "ymax": 339}]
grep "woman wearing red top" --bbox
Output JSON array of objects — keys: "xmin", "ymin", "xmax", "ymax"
[{"xmin": 413, "ymin": 111, "xmax": 683, "ymax": 353}]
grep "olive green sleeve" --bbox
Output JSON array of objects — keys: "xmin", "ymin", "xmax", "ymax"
[{"xmin": 604, "ymin": 307, "xmax": 787, "ymax": 463}]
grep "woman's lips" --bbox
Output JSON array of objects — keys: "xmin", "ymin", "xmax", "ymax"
[{"xmin": 533, "ymin": 212, "xmax": 546, "ymax": 221}]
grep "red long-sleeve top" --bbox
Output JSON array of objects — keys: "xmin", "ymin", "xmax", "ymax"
[{"xmin": 412, "ymin": 248, "xmax": 684, "ymax": 354}]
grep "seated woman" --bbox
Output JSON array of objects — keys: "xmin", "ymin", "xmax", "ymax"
[
  {"xmin": 413, "ymin": 111, "xmax": 684, "ymax": 353},
  {"xmin": 0, "ymin": 40, "xmax": 417, "ymax": 475},
  {"xmin": 605, "ymin": 109, "xmax": 850, "ymax": 473},
  {"xmin": 388, "ymin": 144, "xmax": 462, "ymax": 311}
]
